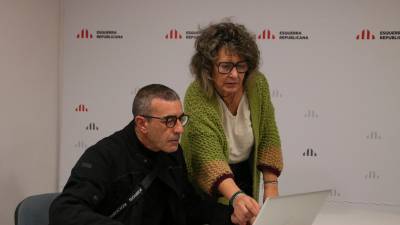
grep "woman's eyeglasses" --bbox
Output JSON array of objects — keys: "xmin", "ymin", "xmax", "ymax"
[{"xmin": 216, "ymin": 61, "xmax": 248, "ymax": 74}]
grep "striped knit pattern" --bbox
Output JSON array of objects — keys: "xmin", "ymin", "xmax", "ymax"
[{"xmin": 181, "ymin": 71, "xmax": 283, "ymax": 200}]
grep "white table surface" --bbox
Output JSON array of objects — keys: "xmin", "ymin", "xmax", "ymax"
[{"xmin": 313, "ymin": 201, "xmax": 400, "ymax": 225}]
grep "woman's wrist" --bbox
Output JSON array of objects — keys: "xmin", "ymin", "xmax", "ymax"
[
  {"xmin": 263, "ymin": 180, "xmax": 278, "ymax": 185},
  {"xmin": 264, "ymin": 180, "xmax": 278, "ymax": 184},
  {"xmin": 229, "ymin": 190, "xmax": 245, "ymax": 206}
]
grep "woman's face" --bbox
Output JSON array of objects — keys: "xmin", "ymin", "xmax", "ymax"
[{"xmin": 211, "ymin": 47, "xmax": 247, "ymax": 97}]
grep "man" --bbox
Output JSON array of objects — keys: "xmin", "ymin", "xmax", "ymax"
[{"xmin": 49, "ymin": 84, "xmax": 211, "ymax": 225}]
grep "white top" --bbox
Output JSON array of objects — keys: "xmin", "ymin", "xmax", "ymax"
[{"xmin": 217, "ymin": 94, "xmax": 254, "ymax": 163}]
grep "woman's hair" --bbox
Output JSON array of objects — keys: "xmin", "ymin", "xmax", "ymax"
[{"xmin": 190, "ymin": 20, "xmax": 260, "ymax": 98}]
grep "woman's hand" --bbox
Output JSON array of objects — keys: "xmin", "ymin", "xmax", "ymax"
[
  {"xmin": 218, "ymin": 178, "xmax": 260, "ymax": 224},
  {"xmin": 231, "ymin": 193, "xmax": 259, "ymax": 225},
  {"xmin": 231, "ymin": 213, "xmax": 256, "ymax": 225}
]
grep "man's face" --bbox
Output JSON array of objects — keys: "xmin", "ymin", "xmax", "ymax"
[{"xmin": 144, "ymin": 98, "xmax": 184, "ymax": 153}]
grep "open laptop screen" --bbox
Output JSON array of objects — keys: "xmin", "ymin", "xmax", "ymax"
[{"xmin": 253, "ymin": 190, "xmax": 330, "ymax": 225}]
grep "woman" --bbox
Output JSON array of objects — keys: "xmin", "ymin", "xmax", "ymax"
[{"xmin": 181, "ymin": 21, "xmax": 283, "ymax": 225}]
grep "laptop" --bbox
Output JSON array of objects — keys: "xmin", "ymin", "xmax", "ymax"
[{"xmin": 253, "ymin": 190, "xmax": 330, "ymax": 225}]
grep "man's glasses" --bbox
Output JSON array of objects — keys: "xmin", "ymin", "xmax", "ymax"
[
  {"xmin": 216, "ymin": 61, "xmax": 249, "ymax": 74},
  {"xmin": 140, "ymin": 114, "xmax": 189, "ymax": 128}
]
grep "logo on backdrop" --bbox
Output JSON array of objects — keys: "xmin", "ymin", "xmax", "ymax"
[
  {"xmin": 366, "ymin": 131, "xmax": 382, "ymax": 140},
  {"xmin": 379, "ymin": 30, "xmax": 400, "ymax": 40},
  {"xmin": 304, "ymin": 109, "xmax": 319, "ymax": 119},
  {"xmin": 74, "ymin": 140, "xmax": 87, "ymax": 149},
  {"xmin": 185, "ymin": 30, "xmax": 201, "ymax": 39},
  {"xmin": 258, "ymin": 29, "xmax": 276, "ymax": 40},
  {"xmin": 86, "ymin": 122, "xmax": 99, "ymax": 131},
  {"xmin": 75, "ymin": 104, "xmax": 88, "ymax": 112},
  {"xmin": 96, "ymin": 30, "xmax": 123, "ymax": 39},
  {"xmin": 330, "ymin": 189, "xmax": 341, "ymax": 197},
  {"xmin": 279, "ymin": 31, "xmax": 309, "ymax": 40},
  {"xmin": 302, "ymin": 148, "xmax": 317, "ymax": 157},
  {"xmin": 356, "ymin": 29, "xmax": 375, "ymax": 40},
  {"xmin": 257, "ymin": 28, "xmax": 309, "ymax": 41},
  {"xmin": 365, "ymin": 171, "xmax": 380, "ymax": 179},
  {"xmin": 77, "ymin": 28, "xmax": 93, "ymax": 39},
  {"xmin": 271, "ymin": 89, "xmax": 283, "ymax": 98},
  {"xmin": 164, "ymin": 29, "xmax": 202, "ymax": 40},
  {"xmin": 165, "ymin": 29, "xmax": 183, "ymax": 39},
  {"xmin": 355, "ymin": 29, "xmax": 400, "ymax": 40},
  {"xmin": 76, "ymin": 28, "xmax": 124, "ymax": 40}
]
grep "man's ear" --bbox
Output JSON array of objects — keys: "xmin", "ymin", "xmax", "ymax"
[{"xmin": 134, "ymin": 116, "xmax": 148, "ymax": 133}]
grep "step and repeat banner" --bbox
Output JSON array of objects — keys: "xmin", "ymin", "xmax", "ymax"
[{"xmin": 60, "ymin": 0, "xmax": 400, "ymax": 206}]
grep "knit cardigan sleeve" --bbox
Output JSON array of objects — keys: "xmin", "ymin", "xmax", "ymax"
[
  {"xmin": 180, "ymin": 81, "xmax": 233, "ymax": 196},
  {"xmin": 246, "ymin": 72, "xmax": 283, "ymax": 176}
]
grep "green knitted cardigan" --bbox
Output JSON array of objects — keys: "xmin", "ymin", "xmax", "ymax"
[{"xmin": 181, "ymin": 71, "xmax": 283, "ymax": 202}]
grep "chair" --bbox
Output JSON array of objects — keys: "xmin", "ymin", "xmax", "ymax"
[{"xmin": 14, "ymin": 193, "xmax": 59, "ymax": 225}]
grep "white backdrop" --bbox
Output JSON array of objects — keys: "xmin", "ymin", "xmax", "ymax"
[{"xmin": 59, "ymin": 0, "xmax": 400, "ymax": 206}]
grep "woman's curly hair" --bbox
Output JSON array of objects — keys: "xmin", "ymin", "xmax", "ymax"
[{"xmin": 190, "ymin": 21, "xmax": 260, "ymax": 98}]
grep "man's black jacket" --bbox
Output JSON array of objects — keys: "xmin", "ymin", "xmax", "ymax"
[{"xmin": 49, "ymin": 121, "xmax": 211, "ymax": 225}]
